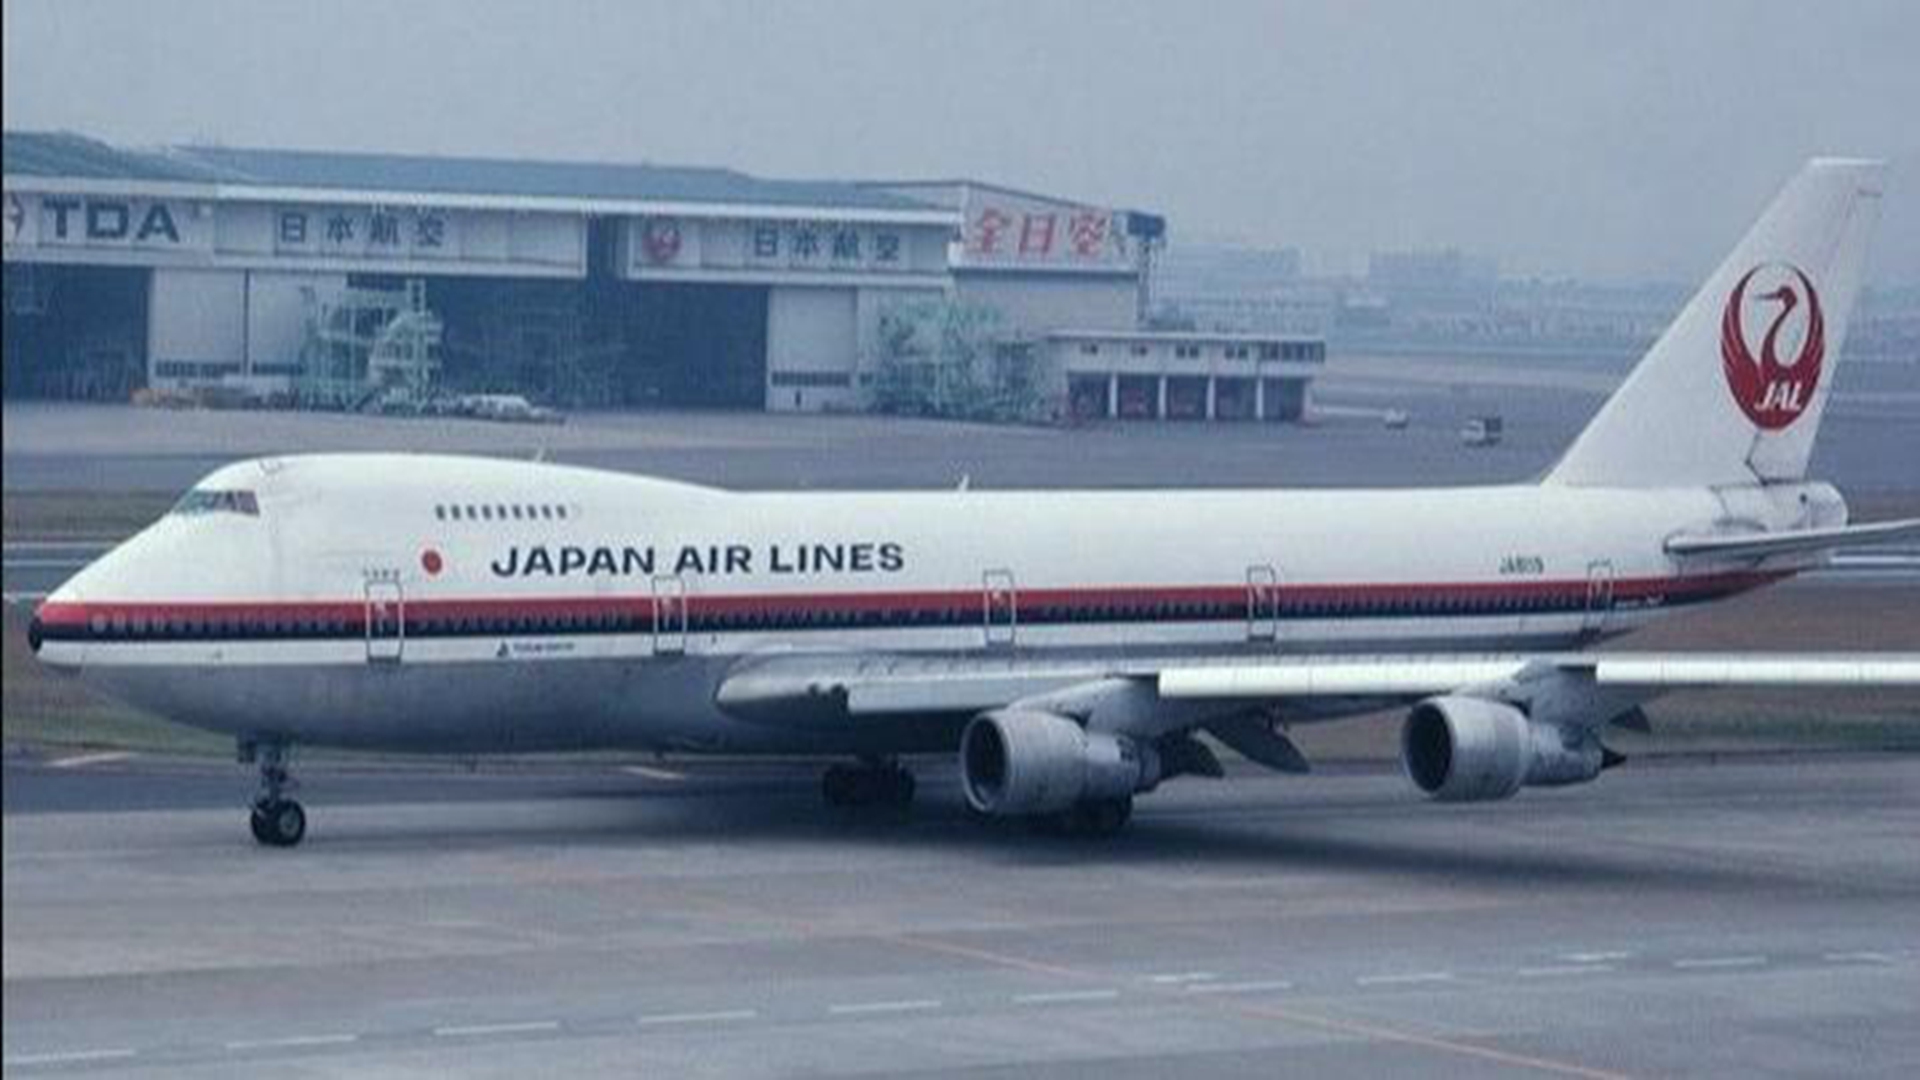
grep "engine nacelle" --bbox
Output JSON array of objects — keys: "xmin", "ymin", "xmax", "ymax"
[
  {"xmin": 1400, "ymin": 696, "xmax": 1604, "ymax": 803},
  {"xmin": 960, "ymin": 709, "xmax": 1161, "ymax": 816}
]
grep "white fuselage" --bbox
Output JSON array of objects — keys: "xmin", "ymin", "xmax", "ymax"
[{"xmin": 32, "ymin": 453, "xmax": 1822, "ymax": 753}]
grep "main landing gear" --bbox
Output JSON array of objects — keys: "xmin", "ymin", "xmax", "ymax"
[
  {"xmin": 821, "ymin": 758, "xmax": 917, "ymax": 809},
  {"xmin": 242, "ymin": 740, "xmax": 307, "ymax": 847}
]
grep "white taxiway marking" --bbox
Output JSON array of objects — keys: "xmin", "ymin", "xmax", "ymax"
[
  {"xmin": 4, "ymin": 540, "xmax": 117, "ymax": 551},
  {"xmin": 0, "ymin": 558, "xmax": 94, "ymax": 569},
  {"xmin": 1145, "ymin": 971, "xmax": 1217, "ymax": 985},
  {"xmin": 637, "ymin": 1009, "xmax": 758, "ymax": 1026},
  {"xmin": 1357, "ymin": 971, "xmax": 1455, "ymax": 987},
  {"xmin": 47, "ymin": 751, "xmax": 136, "ymax": 770},
  {"xmin": 828, "ymin": 999, "xmax": 942, "ymax": 1016},
  {"xmin": 5, "ymin": 1048, "xmax": 137, "ymax": 1066},
  {"xmin": 1560, "ymin": 951, "xmax": 1632, "ymax": 964},
  {"xmin": 1516, "ymin": 965, "xmax": 1615, "ymax": 978},
  {"xmin": 1013, "ymin": 989, "xmax": 1121, "ymax": 1005},
  {"xmin": 1823, "ymin": 951, "xmax": 1895, "ymax": 964},
  {"xmin": 622, "ymin": 765, "xmax": 687, "ymax": 782},
  {"xmin": 1674, "ymin": 956, "xmax": 1767, "ymax": 970},
  {"xmin": 1182, "ymin": 979, "xmax": 1296, "ymax": 995},
  {"xmin": 432, "ymin": 1020, "xmax": 561, "ymax": 1038},
  {"xmin": 224, "ymin": 1033, "xmax": 359, "ymax": 1051}
]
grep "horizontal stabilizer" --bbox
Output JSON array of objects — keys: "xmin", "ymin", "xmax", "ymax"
[{"xmin": 1665, "ymin": 517, "xmax": 1920, "ymax": 558}]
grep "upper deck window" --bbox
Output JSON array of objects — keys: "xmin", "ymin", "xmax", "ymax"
[{"xmin": 171, "ymin": 489, "xmax": 260, "ymax": 517}]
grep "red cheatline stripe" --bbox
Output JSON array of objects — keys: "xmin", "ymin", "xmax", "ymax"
[{"xmin": 32, "ymin": 570, "xmax": 1787, "ymax": 628}]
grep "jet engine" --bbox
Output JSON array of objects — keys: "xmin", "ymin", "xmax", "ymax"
[
  {"xmin": 960, "ymin": 709, "xmax": 1161, "ymax": 816},
  {"xmin": 1400, "ymin": 695, "xmax": 1605, "ymax": 803}
]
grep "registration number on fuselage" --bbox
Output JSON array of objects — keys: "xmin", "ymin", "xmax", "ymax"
[{"xmin": 1499, "ymin": 554, "xmax": 1546, "ymax": 576}]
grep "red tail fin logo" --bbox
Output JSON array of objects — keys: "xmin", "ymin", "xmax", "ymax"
[{"xmin": 1721, "ymin": 263, "xmax": 1824, "ymax": 430}]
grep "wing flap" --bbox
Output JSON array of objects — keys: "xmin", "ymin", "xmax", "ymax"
[
  {"xmin": 1206, "ymin": 715, "xmax": 1313, "ymax": 773},
  {"xmin": 1158, "ymin": 658, "xmax": 1531, "ymax": 699},
  {"xmin": 715, "ymin": 654, "xmax": 1118, "ymax": 724}
]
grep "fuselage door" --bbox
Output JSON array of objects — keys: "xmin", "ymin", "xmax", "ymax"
[
  {"xmin": 652, "ymin": 574, "xmax": 688, "ymax": 656},
  {"xmin": 983, "ymin": 569, "xmax": 1017, "ymax": 649},
  {"xmin": 1247, "ymin": 564, "xmax": 1280, "ymax": 643},
  {"xmin": 1582, "ymin": 559, "xmax": 1616, "ymax": 638},
  {"xmin": 365, "ymin": 574, "xmax": 403, "ymax": 664}
]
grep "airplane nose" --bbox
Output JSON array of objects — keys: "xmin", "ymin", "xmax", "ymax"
[{"xmin": 30, "ymin": 574, "xmax": 90, "ymax": 669}]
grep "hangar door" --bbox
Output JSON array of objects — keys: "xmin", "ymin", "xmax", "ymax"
[
  {"xmin": 2, "ymin": 264, "xmax": 149, "ymax": 400},
  {"xmin": 624, "ymin": 283, "xmax": 768, "ymax": 408},
  {"xmin": 766, "ymin": 287, "xmax": 858, "ymax": 411}
]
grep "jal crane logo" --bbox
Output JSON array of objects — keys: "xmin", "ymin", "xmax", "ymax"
[
  {"xmin": 1720, "ymin": 263, "xmax": 1825, "ymax": 430},
  {"xmin": 641, "ymin": 217, "xmax": 684, "ymax": 264}
]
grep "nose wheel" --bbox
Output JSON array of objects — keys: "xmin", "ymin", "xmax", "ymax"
[
  {"xmin": 249, "ymin": 797, "xmax": 307, "ymax": 847},
  {"xmin": 243, "ymin": 740, "xmax": 307, "ymax": 847}
]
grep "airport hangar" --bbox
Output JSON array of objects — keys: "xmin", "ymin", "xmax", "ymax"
[{"xmin": 2, "ymin": 131, "xmax": 1324, "ymax": 420}]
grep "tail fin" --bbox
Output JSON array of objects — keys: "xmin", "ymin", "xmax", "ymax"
[{"xmin": 1547, "ymin": 159, "xmax": 1884, "ymax": 488}]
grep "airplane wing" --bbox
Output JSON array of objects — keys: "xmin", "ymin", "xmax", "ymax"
[
  {"xmin": 1157, "ymin": 653, "xmax": 1920, "ymax": 698},
  {"xmin": 1664, "ymin": 518, "xmax": 1920, "ymax": 559},
  {"xmin": 716, "ymin": 650, "xmax": 1918, "ymax": 784},
  {"xmin": 717, "ymin": 650, "xmax": 1920, "ymax": 723},
  {"xmin": 714, "ymin": 653, "xmax": 1112, "ymax": 724}
]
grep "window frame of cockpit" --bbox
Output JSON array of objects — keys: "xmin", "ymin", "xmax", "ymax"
[{"xmin": 170, "ymin": 488, "xmax": 261, "ymax": 517}]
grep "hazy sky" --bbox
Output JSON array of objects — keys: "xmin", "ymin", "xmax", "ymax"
[{"xmin": 6, "ymin": 0, "xmax": 1917, "ymax": 283}]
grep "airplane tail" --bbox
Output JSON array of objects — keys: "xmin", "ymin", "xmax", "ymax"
[{"xmin": 1546, "ymin": 159, "xmax": 1884, "ymax": 488}]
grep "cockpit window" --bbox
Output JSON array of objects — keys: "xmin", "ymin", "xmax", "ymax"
[{"xmin": 171, "ymin": 489, "xmax": 260, "ymax": 516}]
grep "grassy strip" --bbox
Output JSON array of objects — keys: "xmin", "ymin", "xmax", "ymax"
[
  {"xmin": 1, "ymin": 605, "xmax": 228, "ymax": 755},
  {"xmin": 4, "ymin": 490, "xmax": 173, "ymax": 541}
]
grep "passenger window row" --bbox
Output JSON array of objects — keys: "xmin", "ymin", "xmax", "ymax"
[
  {"xmin": 87, "ymin": 611, "xmax": 357, "ymax": 640},
  {"xmin": 70, "ymin": 591, "xmax": 1609, "ymax": 644},
  {"xmin": 434, "ymin": 503, "xmax": 570, "ymax": 523},
  {"xmin": 412, "ymin": 611, "xmax": 641, "ymax": 636}
]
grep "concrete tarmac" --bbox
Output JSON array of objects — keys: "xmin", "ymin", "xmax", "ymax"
[
  {"xmin": 5, "ymin": 353, "xmax": 1917, "ymax": 495},
  {"xmin": 6, "ymin": 754, "xmax": 1918, "ymax": 1077}
]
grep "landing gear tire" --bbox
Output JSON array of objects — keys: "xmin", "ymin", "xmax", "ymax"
[
  {"xmin": 243, "ymin": 739, "xmax": 306, "ymax": 847},
  {"xmin": 822, "ymin": 761, "xmax": 916, "ymax": 809},
  {"xmin": 251, "ymin": 798, "xmax": 307, "ymax": 847}
]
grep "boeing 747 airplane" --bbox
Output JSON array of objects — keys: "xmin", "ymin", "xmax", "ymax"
[{"xmin": 29, "ymin": 159, "xmax": 1920, "ymax": 846}]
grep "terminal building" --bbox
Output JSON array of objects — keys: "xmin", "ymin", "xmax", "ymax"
[{"xmin": 3, "ymin": 131, "xmax": 1322, "ymax": 419}]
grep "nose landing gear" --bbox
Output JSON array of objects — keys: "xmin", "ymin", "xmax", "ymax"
[{"xmin": 241, "ymin": 740, "xmax": 307, "ymax": 847}]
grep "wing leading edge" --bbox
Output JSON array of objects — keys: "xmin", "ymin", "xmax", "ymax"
[
  {"xmin": 1158, "ymin": 653, "xmax": 1920, "ymax": 699},
  {"xmin": 716, "ymin": 651, "xmax": 1920, "ymax": 725}
]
